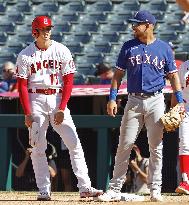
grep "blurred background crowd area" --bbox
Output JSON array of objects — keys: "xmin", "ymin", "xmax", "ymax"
[{"xmin": 0, "ymin": 0, "xmax": 188, "ymax": 84}]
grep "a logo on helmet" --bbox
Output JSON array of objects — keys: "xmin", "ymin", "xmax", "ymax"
[{"xmin": 44, "ymin": 18, "xmax": 48, "ymax": 25}]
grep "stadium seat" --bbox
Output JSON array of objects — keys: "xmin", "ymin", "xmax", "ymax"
[
  {"xmin": 52, "ymin": 12, "xmax": 79, "ymax": 23},
  {"xmin": 31, "ymin": 0, "xmax": 57, "ymax": 4},
  {"xmin": 76, "ymin": 63, "xmax": 97, "ymax": 75},
  {"xmin": 23, "ymin": 14, "xmax": 37, "ymax": 26},
  {"xmin": 176, "ymin": 43, "xmax": 189, "ymax": 52},
  {"xmin": 103, "ymin": 54, "xmax": 118, "ymax": 66},
  {"xmin": 63, "ymin": 32, "xmax": 91, "ymax": 44},
  {"xmin": 166, "ymin": 2, "xmax": 183, "ymax": 12},
  {"xmin": 0, "ymin": 32, "xmax": 8, "ymax": 46},
  {"xmin": 0, "ymin": 45, "xmax": 24, "ymax": 56},
  {"xmin": 58, "ymin": 1, "xmax": 85, "ymax": 13},
  {"xmin": 6, "ymin": 1, "xmax": 32, "ymax": 14},
  {"xmin": 156, "ymin": 21, "xmax": 185, "ymax": 33},
  {"xmin": 163, "ymin": 12, "xmax": 184, "ymax": 22},
  {"xmin": 0, "ymin": 22, "xmax": 16, "ymax": 34},
  {"xmin": 119, "ymin": 32, "xmax": 134, "ymax": 43},
  {"xmin": 177, "ymin": 33, "xmax": 189, "ymax": 43},
  {"xmin": 140, "ymin": 0, "xmax": 167, "ymax": 12},
  {"xmin": 150, "ymin": 11, "xmax": 165, "ymax": 21},
  {"xmin": 0, "ymin": 53, "xmax": 17, "ymax": 69},
  {"xmin": 110, "ymin": 43, "xmax": 121, "ymax": 54},
  {"xmin": 157, "ymin": 31, "xmax": 178, "ymax": 42},
  {"xmin": 6, "ymin": 40, "xmax": 26, "ymax": 49},
  {"xmin": 113, "ymin": 1, "xmax": 140, "ymax": 12},
  {"xmin": 71, "ymin": 22, "xmax": 99, "ymax": 32},
  {"xmin": 51, "ymin": 33, "xmax": 63, "ymax": 42},
  {"xmin": 15, "ymin": 24, "xmax": 31, "ymax": 33},
  {"xmin": 4, "ymin": 13, "xmax": 25, "ymax": 24},
  {"xmin": 54, "ymin": 22, "xmax": 71, "ymax": 33},
  {"xmin": 138, "ymin": 0, "xmax": 150, "ymax": 3},
  {"xmin": 8, "ymin": 32, "xmax": 33, "ymax": 45},
  {"xmin": 83, "ymin": 42, "xmax": 111, "ymax": 54},
  {"xmin": 32, "ymin": 2, "xmax": 59, "ymax": 16},
  {"xmin": 79, "ymin": 11, "xmax": 107, "ymax": 23},
  {"xmin": 150, "ymin": 0, "xmax": 168, "ymax": 11},
  {"xmin": 65, "ymin": 42, "xmax": 83, "ymax": 54},
  {"xmin": 106, "ymin": 11, "xmax": 133, "ymax": 22},
  {"xmin": 98, "ymin": 21, "xmax": 127, "ymax": 32},
  {"xmin": 0, "ymin": 2, "xmax": 6, "ymax": 14},
  {"xmin": 85, "ymin": 1, "xmax": 113, "ymax": 12},
  {"xmin": 6, "ymin": 0, "xmax": 17, "ymax": 5},
  {"xmin": 91, "ymin": 32, "xmax": 119, "ymax": 43},
  {"xmin": 75, "ymin": 53, "xmax": 104, "ymax": 66}
]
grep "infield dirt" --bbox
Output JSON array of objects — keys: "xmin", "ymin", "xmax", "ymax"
[{"xmin": 0, "ymin": 191, "xmax": 189, "ymax": 205}]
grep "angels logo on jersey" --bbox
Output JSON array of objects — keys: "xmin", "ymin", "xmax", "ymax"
[{"xmin": 30, "ymin": 59, "xmax": 62, "ymax": 75}]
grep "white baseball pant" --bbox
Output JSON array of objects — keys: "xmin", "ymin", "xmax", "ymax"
[{"xmin": 29, "ymin": 93, "xmax": 91, "ymax": 193}]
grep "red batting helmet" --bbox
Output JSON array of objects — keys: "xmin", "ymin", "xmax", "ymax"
[{"xmin": 32, "ymin": 16, "xmax": 53, "ymax": 37}]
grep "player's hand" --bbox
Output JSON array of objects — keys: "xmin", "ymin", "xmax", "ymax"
[
  {"xmin": 107, "ymin": 100, "xmax": 117, "ymax": 117},
  {"xmin": 130, "ymin": 160, "xmax": 139, "ymax": 172},
  {"xmin": 54, "ymin": 110, "xmax": 64, "ymax": 125},
  {"xmin": 25, "ymin": 114, "xmax": 33, "ymax": 128},
  {"xmin": 25, "ymin": 148, "xmax": 32, "ymax": 159}
]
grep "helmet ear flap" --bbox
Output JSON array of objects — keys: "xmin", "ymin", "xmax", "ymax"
[{"xmin": 32, "ymin": 29, "xmax": 39, "ymax": 38}]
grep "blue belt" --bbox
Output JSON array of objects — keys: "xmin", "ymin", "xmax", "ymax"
[{"xmin": 128, "ymin": 90, "xmax": 162, "ymax": 98}]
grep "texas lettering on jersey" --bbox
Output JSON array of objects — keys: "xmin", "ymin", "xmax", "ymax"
[{"xmin": 128, "ymin": 54, "xmax": 166, "ymax": 69}]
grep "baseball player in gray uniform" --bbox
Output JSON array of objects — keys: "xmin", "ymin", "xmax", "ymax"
[{"xmin": 97, "ymin": 10, "xmax": 184, "ymax": 202}]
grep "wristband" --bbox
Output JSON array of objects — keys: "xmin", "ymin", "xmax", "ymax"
[
  {"xmin": 174, "ymin": 91, "xmax": 184, "ymax": 103},
  {"xmin": 109, "ymin": 88, "xmax": 118, "ymax": 101}
]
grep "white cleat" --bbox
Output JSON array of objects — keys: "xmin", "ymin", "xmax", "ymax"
[
  {"xmin": 96, "ymin": 190, "xmax": 121, "ymax": 202},
  {"xmin": 150, "ymin": 190, "xmax": 163, "ymax": 202},
  {"xmin": 120, "ymin": 193, "xmax": 145, "ymax": 201}
]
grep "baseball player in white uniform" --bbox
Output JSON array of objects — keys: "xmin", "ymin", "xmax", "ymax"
[
  {"xmin": 16, "ymin": 16, "xmax": 102, "ymax": 201},
  {"xmin": 172, "ymin": 60, "xmax": 189, "ymax": 194}
]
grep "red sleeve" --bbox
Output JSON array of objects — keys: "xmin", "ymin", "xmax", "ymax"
[
  {"xmin": 59, "ymin": 73, "xmax": 74, "ymax": 111},
  {"xmin": 17, "ymin": 77, "xmax": 31, "ymax": 115}
]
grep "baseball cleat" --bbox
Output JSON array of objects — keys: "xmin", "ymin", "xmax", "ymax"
[
  {"xmin": 95, "ymin": 190, "xmax": 121, "ymax": 202},
  {"xmin": 150, "ymin": 190, "xmax": 163, "ymax": 202},
  {"xmin": 37, "ymin": 191, "xmax": 51, "ymax": 201},
  {"xmin": 175, "ymin": 182, "xmax": 189, "ymax": 194},
  {"xmin": 80, "ymin": 187, "xmax": 103, "ymax": 198}
]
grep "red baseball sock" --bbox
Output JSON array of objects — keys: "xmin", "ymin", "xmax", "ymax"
[{"xmin": 179, "ymin": 155, "xmax": 189, "ymax": 182}]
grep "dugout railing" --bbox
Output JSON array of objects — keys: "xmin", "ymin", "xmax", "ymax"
[{"xmin": 0, "ymin": 114, "xmax": 122, "ymax": 191}]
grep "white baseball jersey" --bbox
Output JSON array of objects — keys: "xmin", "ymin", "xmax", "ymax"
[
  {"xmin": 178, "ymin": 60, "xmax": 189, "ymax": 110},
  {"xmin": 16, "ymin": 40, "xmax": 76, "ymax": 89}
]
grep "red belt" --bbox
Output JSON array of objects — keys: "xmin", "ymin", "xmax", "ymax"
[{"xmin": 28, "ymin": 88, "xmax": 62, "ymax": 95}]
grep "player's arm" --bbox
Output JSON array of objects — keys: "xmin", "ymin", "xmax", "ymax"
[
  {"xmin": 17, "ymin": 77, "xmax": 33, "ymax": 127},
  {"xmin": 168, "ymin": 72, "xmax": 184, "ymax": 105},
  {"xmin": 107, "ymin": 68, "xmax": 125, "ymax": 117},
  {"xmin": 54, "ymin": 73, "xmax": 74, "ymax": 125}
]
